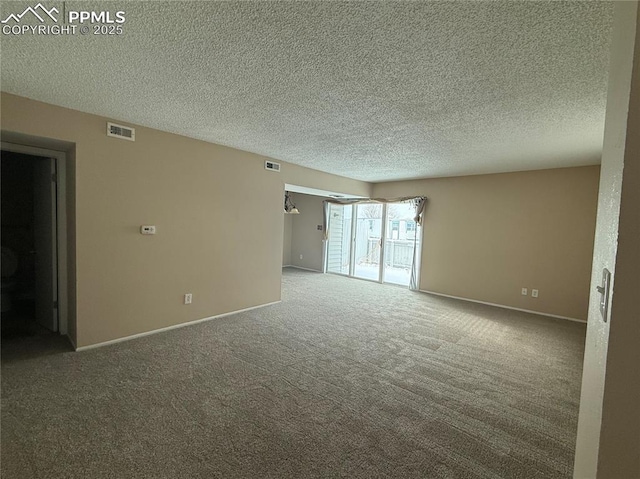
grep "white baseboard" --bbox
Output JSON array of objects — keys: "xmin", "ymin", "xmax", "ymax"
[
  {"xmin": 418, "ymin": 289, "xmax": 587, "ymax": 324},
  {"xmin": 283, "ymin": 265, "xmax": 323, "ymax": 273},
  {"xmin": 75, "ymin": 300, "xmax": 281, "ymax": 352}
]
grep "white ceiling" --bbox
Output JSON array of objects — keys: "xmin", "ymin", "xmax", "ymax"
[{"xmin": 1, "ymin": 1, "xmax": 613, "ymax": 182}]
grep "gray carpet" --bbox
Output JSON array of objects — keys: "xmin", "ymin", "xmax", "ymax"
[{"xmin": 1, "ymin": 269, "xmax": 586, "ymax": 478}]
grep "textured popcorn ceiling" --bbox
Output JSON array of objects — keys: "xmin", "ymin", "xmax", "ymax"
[{"xmin": 1, "ymin": 1, "xmax": 613, "ymax": 182}]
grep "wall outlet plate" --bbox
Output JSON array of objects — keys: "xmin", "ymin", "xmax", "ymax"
[
  {"xmin": 531, "ymin": 289, "xmax": 539, "ymax": 298},
  {"xmin": 521, "ymin": 288, "xmax": 528, "ymax": 296},
  {"xmin": 184, "ymin": 293, "xmax": 192, "ymax": 305}
]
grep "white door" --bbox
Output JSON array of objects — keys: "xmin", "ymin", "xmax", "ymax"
[{"xmin": 33, "ymin": 157, "xmax": 58, "ymax": 332}]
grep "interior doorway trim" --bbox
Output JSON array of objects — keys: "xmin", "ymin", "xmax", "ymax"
[{"xmin": 1, "ymin": 141, "xmax": 68, "ymax": 336}]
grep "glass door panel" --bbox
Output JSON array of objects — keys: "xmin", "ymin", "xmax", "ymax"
[
  {"xmin": 326, "ymin": 203, "xmax": 352, "ymax": 275},
  {"xmin": 383, "ymin": 203, "xmax": 417, "ymax": 286},
  {"xmin": 353, "ymin": 204, "xmax": 383, "ymax": 281}
]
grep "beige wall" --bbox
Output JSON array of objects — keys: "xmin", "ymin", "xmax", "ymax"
[
  {"xmin": 289, "ymin": 193, "xmax": 326, "ymax": 272},
  {"xmin": 373, "ymin": 166, "xmax": 600, "ymax": 320},
  {"xmin": 575, "ymin": 2, "xmax": 640, "ymax": 477},
  {"xmin": 1, "ymin": 93, "xmax": 369, "ymax": 347},
  {"xmin": 282, "ymin": 213, "xmax": 292, "ymax": 266}
]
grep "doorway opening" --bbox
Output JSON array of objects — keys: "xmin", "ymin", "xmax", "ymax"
[
  {"xmin": 1, "ymin": 148, "xmax": 64, "ymax": 343},
  {"xmin": 326, "ymin": 201, "xmax": 421, "ymax": 287}
]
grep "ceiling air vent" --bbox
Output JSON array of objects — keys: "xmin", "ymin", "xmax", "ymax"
[
  {"xmin": 107, "ymin": 122, "xmax": 135, "ymax": 141},
  {"xmin": 265, "ymin": 160, "xmax": 281, "ymax": 172}
]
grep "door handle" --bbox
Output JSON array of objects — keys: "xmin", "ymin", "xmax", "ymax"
[{"xmin": 596, "ymin": 268, "xmax": 611, "ymax": 322}]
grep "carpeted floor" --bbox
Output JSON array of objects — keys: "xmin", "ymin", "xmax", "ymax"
[{"xmin": 1, "ymin": 269, "xmax": 586, "ymax": 478}]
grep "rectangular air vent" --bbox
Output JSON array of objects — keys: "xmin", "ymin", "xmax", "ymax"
[
  {"xmin": 265, "ymin": 160, "xmax": 281, "ymax": 172},
  {"xmin": 107, "ymin": 122, "xmax": 135, "ymax": 141}
]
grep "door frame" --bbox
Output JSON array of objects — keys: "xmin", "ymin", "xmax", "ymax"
[
  {"xmin": 1, "ymin": 142, "xmax": 68, "ymax": 335},
  {"xmin": 379, "ymin": 203, "xmax": 388, "ymax": 283}
]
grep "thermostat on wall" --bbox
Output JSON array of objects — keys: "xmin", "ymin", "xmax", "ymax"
[{"xmin": 140, "ymin": 225, "xmax": 156, "ymax": 235}]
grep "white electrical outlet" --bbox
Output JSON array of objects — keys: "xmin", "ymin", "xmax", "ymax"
[
  {"xmin": 299, "ymin": 254, "xmax": 303, "ymax": 260},
  {"xmin": 531, "ymin": 289, "xmax": 539, "ymax": 298},
  {"xmin": 521, "ymin": 288, "xmax": 528, "ymax": 296},
  {"xmin": 184, "ymin": 293, "xmax": 192, "ymax": 305}
]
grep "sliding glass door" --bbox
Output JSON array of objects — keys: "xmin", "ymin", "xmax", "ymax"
[
  {"xmin": 383, "ymin": 203, "xmax": 418, "ymax": 286},
  {"xmin": 326, "ymin": 201, "xmax": 420, "ymax": 287},
  {"xmin": 353, "ymin": 204, "xmax": 383, "ymax": 281}
]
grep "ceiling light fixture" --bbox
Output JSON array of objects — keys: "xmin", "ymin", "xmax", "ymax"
[{"xmin": 284, "ymin": 191, "xmax": 300, "ymax": 214}]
